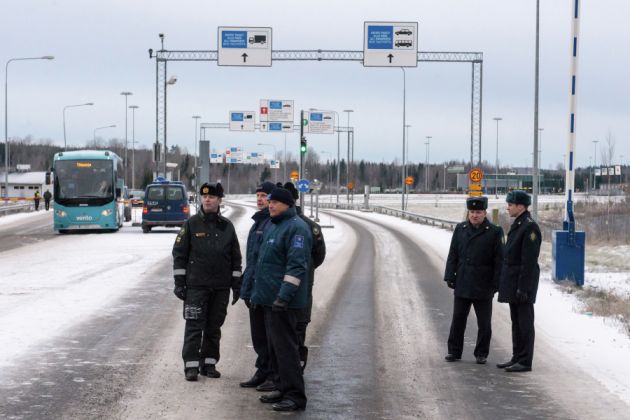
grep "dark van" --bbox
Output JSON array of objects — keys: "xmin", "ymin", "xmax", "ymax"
[{"xmin": 141, "ymin": 178, "xmax": 189, "ymax": 233}]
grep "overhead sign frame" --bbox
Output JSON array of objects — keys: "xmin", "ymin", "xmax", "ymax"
[
  {"xmin": 218, "ymin": 26, "xmax": 272, "ymax": 67},
  {"xmin": 260, "ymin": 99, "xmax": 294, "ymax": 132},
  {"xmin": 305, "ymin": 111, "xmax": 336, "ymax": 134},
  {"xmin": 363, "ymin": 21, "xmax": 418, "ymax": 67}
]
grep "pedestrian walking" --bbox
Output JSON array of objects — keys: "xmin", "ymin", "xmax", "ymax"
[
  {"xmin": 252, "ymin": 186, "xmax": 311, "ymax": 412},
  {"xmin": 443, "ymin": 196, "xmax": 503, "ymax": 364},
  {"xmin": 497, "ymin": 190, "xmax": 541, "ymax": 372},
  {"xmin": 239, "ymin": 181, "xmax": 275, "ymax": 390},
  {"xmin": 33, "ymin": 190, "xmax": 41, "ymax": 211},
  {"xmin": 43, "ymin": 190, "xmax": 52, "ymax": 211},
  {"xmin": 283, "ymin": 182, "xmax": 326, "ymax": 372},
  {"xmin": 172, "ymin": 182, "xmax": 242, "ymax": 381}
]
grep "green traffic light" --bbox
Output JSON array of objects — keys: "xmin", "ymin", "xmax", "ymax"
[{"xmin": 300, "ymin": 144, "xmax": 307, "ymax": 153}]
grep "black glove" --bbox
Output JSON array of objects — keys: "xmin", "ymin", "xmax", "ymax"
[
  {"xmin": 173, "ymin": 285, "xmax": 186, "ymax": 300},
  {"xmin": 447, "ymin": 281, "xmax": 455, "ymax": 289},
  {"xmin": 516, "ymin": 289, "xmax": 529, "ymax": 303},
  {"xmin": 243, "ymin": 298, "xmax": 251, "ymax": 309},
  {"xmin": 272, "ymin": 297, "xmax": 289, "ymax": 312},
  {"xmin": 231, "ymin": 288, "xmax": 240, "ymax": 305},
  {"xmin": 174, "ymin": 275, "xmax": 186, "ymax": 287}
]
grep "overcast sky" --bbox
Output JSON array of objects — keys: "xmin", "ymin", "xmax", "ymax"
[{"xmin": 2, "ymin": 0, "xmax": 629, "ymax": 169}]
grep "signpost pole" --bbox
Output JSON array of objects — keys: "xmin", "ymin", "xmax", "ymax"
[{"xmin": 299, "ymin": 110, "xmax": 305, "ymax": 209}]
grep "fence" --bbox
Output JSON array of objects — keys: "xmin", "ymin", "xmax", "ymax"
[{"xmin": 0, "ymin": 203, "xmax": 34, "ymax": 216}]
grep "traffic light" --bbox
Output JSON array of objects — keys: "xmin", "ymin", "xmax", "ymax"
[{"xmin": 300, "ymin": 137, "xmax": 307, "ymax": 154}]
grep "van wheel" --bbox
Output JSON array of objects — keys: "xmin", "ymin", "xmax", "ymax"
[{"xmin": 142, "ymin": 226, "xmax": 151, "ymax": 233}]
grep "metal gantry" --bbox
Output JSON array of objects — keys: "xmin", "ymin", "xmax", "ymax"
[{"xmin": 151, "ymin": 48, "xmax": 484, "ymax": 169}]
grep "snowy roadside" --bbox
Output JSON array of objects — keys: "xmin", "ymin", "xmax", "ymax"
[
  {"xmin": 0, "ymin": 208, "xmax": 44, "ymax": 226},
  {"xmin": 342, "ymin": 209, "xmax": 630, "ymax": 406}
]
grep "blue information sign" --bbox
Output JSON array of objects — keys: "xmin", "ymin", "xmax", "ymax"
[
  {"xmin": 367, "ymin": 25, "xmax": 393, "ymax": 49},
  {"xmin": 222, "ymin": 31, "xmax": 248, "ymax": 48},
  {"xmin": 231, "ymin": 112, "xmax": 244, "ymax": 122},
  {"xmin": 297, "ymin": 179, "xmax": 310, "ymax": 193},
  {"xmin": 269, "ymin": 101, "xmax": 283, "ymax": 109},
  {"xmin": 269, "ymin": 122, "xmax": 282, "ymax": 131},
  {"xmin": 310, "ymin": 112, "xmax": 323, "ymax": 122}
]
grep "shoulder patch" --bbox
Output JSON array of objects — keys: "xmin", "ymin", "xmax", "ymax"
[
  {"xmin": 530, "ymin": 231, "xmax": 537, "ymax": 242},
  {"xmin": 293, "ymin": 234, "xmax": 305, "ymax": 249},
  {"xmin": 175, "ymin": 227, "xmax": 186, "ymax": 243},
  {"xmin": 312, "ymin": 226, "xmax": 320, "ymax": 236}
]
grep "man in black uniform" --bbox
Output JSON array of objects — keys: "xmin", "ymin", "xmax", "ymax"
[
  {"xmin": 239, "ymin": 181, "xmax": 275, "ymax": 389},
  {"xmin": 172, "ymin": 182, "xmax": 242, "ymax": 381},
  {"xmin": 444, "ymin": 196, "xmax": 503, "ymax": 364},
  {"xmin": 283, "ymin": 182, "xmax": 326, "ymax": 372},
  {"xmin": 497, "ymin": 190, "xmax": 541, "ymax": 372},
  {"xmin": 43, "ymin": 190, "xmax": 52, "ymax": 211}
]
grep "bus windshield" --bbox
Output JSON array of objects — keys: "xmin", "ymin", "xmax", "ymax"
[{"xmin": 54, "ymin": 160, "xmax": 114, "ymax": 205}]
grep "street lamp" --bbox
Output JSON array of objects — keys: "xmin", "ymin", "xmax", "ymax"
[
  {"xmin": 192, "ymin": 115, "xmax": 201, "ymax": 194},
  {"xmin": 93, "ymin": 124, "xmax": 116, "ymax": 142},
  {"xmin": 130, "ymin": 105, "xmax": 139, "ymax": 189},
  {"xmin": 538, "ymin": 127, "xmax": 544, "ymax": 193},
  {"xmin": 321, "ymin": 151, "xmax": 333, "ymax": 201},
  {"xmin": 257, "ymin": 142, "xmax": 278, "ymax": 182},
  {"xmin": 164, "ymin": 76, "xmax": 177, "ymax": 178},
  {"xmin": 593, "ymin": 139, "xmax": 599, "ymax": 190},
  {"xmin": 63, "ymin": 102, "xmax": 94, "ymax": 149},
  {"xmin": 401, "ymin": 67, "xmax": 407, "ymax": 210},
  {"xmin": 425, "ymin": 136, "xmax": 432, "ymax": 192},
  {"xmin": 493, "ymin": 117, "xmax": 503, "ymax": 198},
  {"xmin": 120, "ymin": 91, "xmax": 133, "ymax": 185},
  {"xmin": 4, "ymin": 55, "xmax": 54, "ymax": 198},
  {"xmin": 404, "ymin": 124, "xmax": 411, "ymax": 210},
  {"xmin": 343, "ymin": 109, "xmax": 353, "ymax": 204}
]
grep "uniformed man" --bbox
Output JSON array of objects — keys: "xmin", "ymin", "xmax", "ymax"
[
  {"xmin": 283, "ymin": 182, "xmax": 326, "ymax": 372},
  {"xmin": 444, "ymin": 196, "xmax": 504, "ymax": 364},
  {"xmin": 252, "ymin": 187, "xmax": 311, "ymax": 412},
  {"xmin": 497, "ymin": 190, "xmax": 541, "ymax": 372},
  {"xmin": 172, "ymin": 182, "xmax": 242, "ymax": 381},
  {"xmin": 239, "ymin": 181, "xmax": 275, "ymax": 390},
  {"xmin": 43, "ymin": 190, "xmax": 52, "ymax": 211},
  {"xmin": 33, "ymin": 190, "xmax": 41, "ymax": 211}
]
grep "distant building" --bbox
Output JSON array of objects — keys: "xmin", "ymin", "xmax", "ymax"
[{"xmin": 0, "ymin": 172, "xmax": 50, "ymax": 198}]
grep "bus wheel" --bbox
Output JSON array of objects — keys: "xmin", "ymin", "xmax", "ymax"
[
  {"xmin": 59, "ymin": 229, "xmax": 69, "ymax": 234},
  {"xmin": 142, "ymin": 226, "xmax": 151, "ymax": 233}
]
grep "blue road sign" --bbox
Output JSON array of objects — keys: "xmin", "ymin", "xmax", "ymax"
[
  {"xmin": 222, "ymin": 31, "xmax": 248, "ymax": 49},
  {"xmin": 297, "ymin": 179, "xmax": 310, "ymax": 193},
  {"xmin": 231, "ymin": 112, "xmax": 244, "ymax": 121},
  {"xmin": 367, "ymin": 25, "xmax": 393, "ymax": 49}
]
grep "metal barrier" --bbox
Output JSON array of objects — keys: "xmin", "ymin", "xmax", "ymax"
[
  {"xmin": 0, "ymin": 203, "xmax": 34, "ymax": 216},
  {"xmin": 318, "ymin": 202, "xmax": 459, "ymax": 231}
]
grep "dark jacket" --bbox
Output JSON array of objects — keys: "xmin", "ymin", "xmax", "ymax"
[
  {"xmin": 241, "ymin": 208, "xmax": 272, "ymax": 300},
  {"xmin": 498, "ymin": 211, "xmax": 542, "ymax": 304},
  {"xmin": 444, "ymin": 218, "xmax": 504, "ymax": 300},
  {"xmin": 43, "ymin": 190, "xmax": 52, "ymax": 201},
  {"xmin": 251, "ymin": 207, "xmax": 312, "ymax": 309},
  {"xmin": 296, "ymin": 206, "xmax": 326, "ymax": 322},
  {"xmin": 172, "ymin": 208, "xmax": 242, "ymax": 290}
]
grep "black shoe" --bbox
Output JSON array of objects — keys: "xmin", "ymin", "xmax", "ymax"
[
  {"xmin": 185, "ymin": 368, "xmax": 198, "ymax": 381},
  {"xmin": 240, "ymin": 373, "xmax": 266, "ymax": 388},
  {"xmin": 505, "ymin": 362, "xmax": 532, "ymax": 372},
  {"xmin": 496, "ymin": 360, "xmax": 516, "ymax": 369},
  {"xmin": 272, "ymin": 399, "xmax": 302, "ymax": 412},
  {"xmin": 199, "ymin": 364, "xmax": 221, "ymax": 378},
  {"xmin": 256, "ymin": 379, "xmax": 276, "ymax": 392},
  {"xmin": 259, "ymin": 390, "xmax": 283, "ymax": 404},
  {"xmin": 475, "ymin": 356, "xmax": 487, "ymax": 365},
  {"xmin": 444, "ymin": 354, "xmax": 461, "ymax": 362}
]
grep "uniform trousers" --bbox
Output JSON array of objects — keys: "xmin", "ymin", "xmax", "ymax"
[
  {"xmin": 447, "ymin": 296, "xmax": 493, "ymax": 358},
  {"xmin": 249, "ymin": 304, "xmax": 271, "ymax": 378},
  {"xmin": 182, "ymin": 288, "xmax": 230, "ymax": 369},
  {"xmin": 264, "ymin": 306, "xmax": 306, "ymax": 409},
  {"xmin": 509, "ymin": 303, "xmax": 535, "ymax": 367}
]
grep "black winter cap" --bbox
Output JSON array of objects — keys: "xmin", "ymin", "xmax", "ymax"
[
  {"xmin": 256, "ymin": 181, "xmax": 275, "ymax": 195},
  {"xmin": 268, "ymin": 187, "xmax": 295, "ymax": 207},
  {"xmin": 506, "ymin": 190, "xmax": 531, "ymax": 206},
  {"xmin": 283, "ymin": 182, "xmax": 299, "ymax": 200},
  {"xmin": 200, "ymin": 182, "xmax": 224, "ymax": 197},
  {"xmin": 466, "ymin": 196, "xmax": 488, "ymax": 210}
]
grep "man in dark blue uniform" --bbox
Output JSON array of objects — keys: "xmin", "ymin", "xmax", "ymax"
[
  {"xmin": 497, "ymin": 190, "xmax": 541, "ymax": 372},
  {"xmin": 251, "ymin": 187, "xmax": 311, "ymax": 412},
  {"xmin": 444, "ymin": 196, "xmax": 504, "ymax": 364},
  {"xmin": 239, "ymin": 181, "xmax": 275, "ymax": 389},
  {"xmin": 172, "ymin": 183, "xmax": 242, "ymax": 381}
]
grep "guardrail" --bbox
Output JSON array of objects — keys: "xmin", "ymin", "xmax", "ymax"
[
  {"xmin": 318, "ymin": 202, "xmax": 459, "ymax": 231},
  {"xmin": 0, "ymin": 203, "xmax": 33, "ymax": 216}
]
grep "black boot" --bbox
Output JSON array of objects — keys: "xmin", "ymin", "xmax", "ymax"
[
  {"xmin": 255, "ymin": 379, "xmax": 276, "ymax": 392},
  {"xmin": 200, "ymin": 364, "xmax": 221, "ymax": 378},
  {"xmin": 239, "ymin": 372, "xmax": 266, "ymax": 388},
  {"xmin": 444, "ymin": 354, "xmax": 461, "ymax": 362},
  {"xmin": 259, "ymin": 390, "xmax": 283, "ymax": 403},
  {"xmin": 185, "ymin": 368, "xmax": 198, "ymax": 381},
  {"xmin": 496, "ymin": 359, "xmax": 516, "ymax": 369}
]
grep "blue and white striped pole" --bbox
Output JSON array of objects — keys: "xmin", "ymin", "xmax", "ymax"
[{"xmin": 553, "ymin": 0, "xmax": 585, "ymax": 285}]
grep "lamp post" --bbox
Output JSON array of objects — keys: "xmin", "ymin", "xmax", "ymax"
[
  {"xmin": 93, "ymin": 124, "xmax": 116, "ymax": 142},
  {"xmin": 321, "ymin": 151, "xmax": 333, "ymax": 201},
  {"xmin": 192, "ymin": 115, "xmax": 201, "ymax": 194},
  {"xmin": 164, "ymin": 76, "xmax": 177, "ymax": 178},
  {"xmin": 4, "ymin": 55, "xmax": 54, "ymax": 198},
  {"xmin": 538, "ymin": 127, "xmax": 544, "ymax": 193},
  {"xmin": 593, "ymin": 140, "xmax": 599, "ymax": 190},
  {"xmin": 130, "ymin": 105, "xmax": 139, "ymax": 189},
  {"xmin": 493, "ymin": 117, "xmax": 502, "ymax": 198},
  {"xmin": 63, "ymin": 102, "xmax": 94, "ymax": 150},
  {"xmin": 343, "ymin": 109, "xmax": 353, "ymax": 203},
  {"xmin": 532, "ymin": 0, "xmax": 541, "ymax": 219},
  {"xmin": 404, "ymin": 124, "xmax": 411, "ymax": 210},
  {"xmin": 401, "ymin": 67, "xmax": 407, "ymax": 210},
  {"xmin": 425, "ymin": 136, "xmax": 432, "ymax": 192},
  {"xmin": 257, "ymin": 142, "xmax": 278, "ymax": 182},
  {"xmin": 120, "ymin": 91, "xmax": 132, "ymax": 185}
]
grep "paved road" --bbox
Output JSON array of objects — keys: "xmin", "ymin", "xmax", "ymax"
[
  {"xmin": 1, "ymin": 204, "xmax": 628, "ymax": 419},
  {"xmin": 0, "ymin": 210, "xmax": 55, "ymax": 253}
]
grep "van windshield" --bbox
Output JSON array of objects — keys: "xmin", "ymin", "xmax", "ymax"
[{"xmin": 147, "ymin": 186, "xmax": 184, "ymax": 201}]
